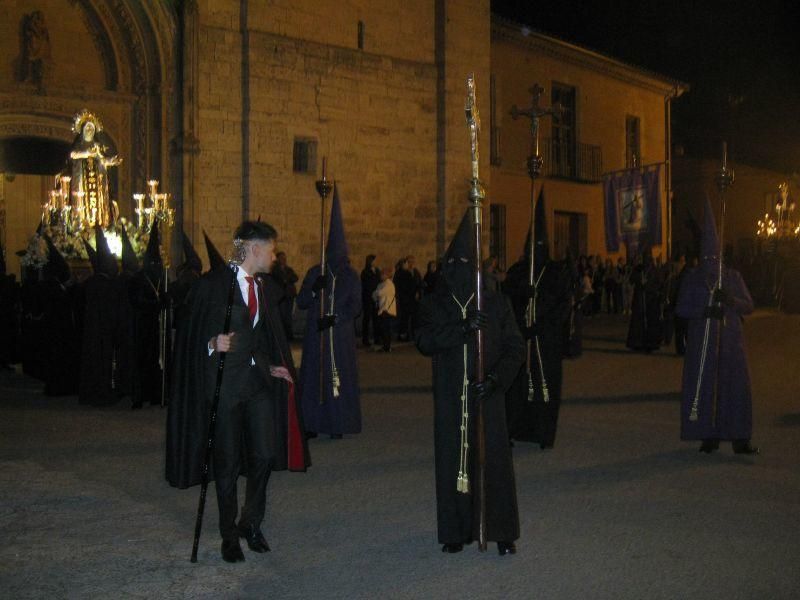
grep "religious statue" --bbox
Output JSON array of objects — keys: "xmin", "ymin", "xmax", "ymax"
[
  {"xmin": 69, "ymin": 110, "xmax": 122, "ymax": 229},
  {"xmin": 16, "ymin": 11, "xmax": 51, "ymax": 92}
]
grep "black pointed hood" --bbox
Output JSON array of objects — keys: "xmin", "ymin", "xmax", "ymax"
[
  {"xmin": 120, "ymin": 227, "xmax": 139, "ymax": 274},
  {"xmin": 43, "ymin": 235, "xmax": 71, "ymax": 284},
  {"xmin": 534, "ymin": 188, "xmax": 549, "ymax": 271},
  {"xmin": 203, "ymin": 229, "xmax": 226, "ymax": 272},
  {"xmin": 144, "ymin": 222, "xmax": 163, "ymax": 278},
  {"xmin": 441, "ymin": 209, "xmax": 475, "ymax": 298},
  {"xmin": 94, "ymin": 226, "xmax": 118, "ymax": 277},
  {"xmin": 83, "ymin": 238, "xmax": 98, "ymax": 272},
  {"xmin": 180, "ymin": 230, "xmax": 203, "ymax": 274}
]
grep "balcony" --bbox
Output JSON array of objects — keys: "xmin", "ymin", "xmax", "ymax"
[{"xmin": 541, "ymin": 138, "xmax": 603, "ymax": 184}]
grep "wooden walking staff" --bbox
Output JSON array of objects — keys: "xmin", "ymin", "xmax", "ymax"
[
  {"xmin": 315, "ymin": 158, "xmax": 334, "ymax": 405},
  {"xmin": 465, "ymin": 73, "xmax": 488, "ymax": 552},
  {"xmin": 510, "ymin": 84, "xmax": 561, "ymax": 403},
  {"xmin": 689, "ymin": 142, "xmax": 734, "ymax": 423}
]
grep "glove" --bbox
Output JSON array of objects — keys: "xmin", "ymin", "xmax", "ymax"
[
  {"xmin": 461, "ymin": 309, "xmax": 489, "ymax": 335},
  {"xmin": 470, "ymin": 373, "xmax": 498, "ymax": 403},
  {"xmin": 712, "ymin": 288, "xmax": 727, "ymax": 305},
  {"xmin": 522, "ymin": 322, "xmax": 543, "ymax": 340},
  {"xmin": 317, "ymin": 314, "xmax": 337, "ymax": 331},
  {"xmin": 703, "ymin": 305, "xmax": 724, "ymax": 320},
  {"xmin": 312, "ymin": 275, "xmax": 327, "ymax": 293}
]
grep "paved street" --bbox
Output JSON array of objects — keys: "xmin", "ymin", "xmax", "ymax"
[{"xmin": 1, "ymin": 311, "xmax": 799, "ymax": 599}]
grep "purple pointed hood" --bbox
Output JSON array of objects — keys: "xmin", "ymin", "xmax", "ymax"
[{"xmin": 326, "ymin": 184, "xmax": 350, "ymax": 270}]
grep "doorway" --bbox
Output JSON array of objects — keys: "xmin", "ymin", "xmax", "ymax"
[{"xmin": 553, "ymin": 210, "xmax": 587, "ymax": 260}]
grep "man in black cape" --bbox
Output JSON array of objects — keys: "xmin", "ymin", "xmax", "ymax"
[
  {"xmin": 503, "ymin": 192, "xmax": 572, "ymax": 448},
  {"xmin": 79, "ymin": 227, "xmax": 120, "ymax": 405},
  {"xmin": 166, "ymin": 220, "xmax": 310, "ymax": 563},
  {"xmin": 128, "ymin": 224, "xmax": 166, "ymax": 408},
  {"xmin": 415, "ymin": 209, "xmax": 525, "ymax": 556},
  {"xmin": 626, "ymin": 248, "xmax": 665, "ymax": 352}
]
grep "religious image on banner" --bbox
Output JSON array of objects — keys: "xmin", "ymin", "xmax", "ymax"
[{"xmin": 604, "ymin": 165, "xmax": 661, "ymax": 254}]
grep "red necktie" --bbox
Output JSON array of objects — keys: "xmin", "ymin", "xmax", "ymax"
[{"xmin": 245, "ymin": 276, "xmax": 257, "ymax": 325}]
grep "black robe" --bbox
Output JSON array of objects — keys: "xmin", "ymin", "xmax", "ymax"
[
  {"xmin": 42, "ymin": 280, "xmax": 81, "ymax": 396},
  {"xmin": 166, "ymin": 267, "xmax": 310, "ymax": 489},
  {"xmin": 128, "ymin": 271, "xmax": 164, "ymax": 406},
  {"xmin": 415, "ymin": 285, "xmax": 525, "ymax": 544},
  {"xmin": 503, "ymin": 258, "xmax": 572, "ymax": 446},
  {"xmin": 78, "ymin": 273, "xmax": 119, "ymax": 405},
  {"xmin": 20, "ymin": 280, "xmax": 47, "ymax": 381},
  {"xmin": 113, "ymin": 271, "xmax": 136, "ymax": 399},
  {"xmin": 626, "ymin": 264, "xmax": 665, "ymax": 352},
  {"xmin": 0, "ymin": 275, "xmax": 21, "ymax": 367}
]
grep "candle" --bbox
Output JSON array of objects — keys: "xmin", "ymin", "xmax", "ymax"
[{"xmin": 148, "ymin": 179, "xmax": 159, "ymax": 199}]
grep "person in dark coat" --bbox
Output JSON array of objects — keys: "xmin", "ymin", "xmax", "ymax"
[
  {"xmin": 166, "ymin": 220, "xmax": 310, "ymax": 563},
  {"xmin": 269, "ymin": 251, "xmax": 299, "ymax": 341},
  {"xmin": 677, "ymin": 197, "xmax": 758, "ymax": 455},
  {"xmin": 78, "ymin": 227, "xmax": 119, "ymax": 405},
  {"xmin": 41, "ymin": 236, "xmax": 80, "ymax": 396},
  {"xmin": 503, "ymin": 192, "xmax": 572, "ymax": 448},
  {"xmin": 0, "ymin": 239, "xmax": 21, "ymax": 370},
  {"xmin": 561, "ymin": 251, "xmax": 583, "ymax": 358},
  {"xmin": 360, "ymin": 254, "xmax": 380, "ymax": 347},
  {"xmin": 626, "ymin": 248, "xmax": 665, "ymax": 352},
  {"xmin": 394, "ymin": 256, "xmax": 417, "ymax": 342},
  {"xmin": 297, "ymin": 185, "xmax": 362, "ymax": 438},
  {"xmin": 128, "ymin": 224, "xmax": 166, "ymax": 408},
  {"xmin": 415, "ymin": 209, "xmax": 525, "ymax": 556}
]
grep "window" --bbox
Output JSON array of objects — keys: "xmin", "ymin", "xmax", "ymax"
[
  {"xmin": 490, "ymin": 74, "xmax": 501, "ymax": 166},
  {"xmin": 489, "ymin": 203, "xmax": 507, "ymax": 269},
  {"xmin": 292, "ymin": 138, "xmax": 317, "ymax": 174},
  {"xmin": 626, "ymin": 115, "xmax": 641, "ymax": 168},
  {"xmin": 551, "ymin": 83, "xmax": 576, "ymax": 178},
  {"xmin": 553, "ymin": 211, "xmax": 587, "ymax": 260},
  {"xmin": 357, "ymin": 21, "xmax": 365, "ymax": 50}
]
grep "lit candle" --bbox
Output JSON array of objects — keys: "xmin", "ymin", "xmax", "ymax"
[{"xmin": 148, "ymin": 179, "xmax": 159, "ymax": 199}]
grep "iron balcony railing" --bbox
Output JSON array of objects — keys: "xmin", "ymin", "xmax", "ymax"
[{"xmin": 541, "ymin": 138, "xmax": 603, "ymax": 183}]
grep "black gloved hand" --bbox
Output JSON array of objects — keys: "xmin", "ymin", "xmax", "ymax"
[
  {"xmin": 522, "ymin": 322, "xmax": 543, "ymax": 340},
  {"xmin": 470, "ymin": 373, "xmax": 498, "ymax": 403},
  {"xmin": 712, "ymin": 288, "xmax": 727, "ymax": 305},
  {"xmin": 317, "ymin": 314, "xmax": 337, "ymax": 331},
  {"xmin": 312, "ymin": 275, "xmax": 327, "ymax": 294},
  {"xmin": 461, "ymin": 309, "xmax": 489, "ymax": 335},
  {"xmin": 703, "ymin": 305, "xmax": 724, "ymax": 320}
]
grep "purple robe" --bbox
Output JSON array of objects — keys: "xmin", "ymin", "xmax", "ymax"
[
  {"xmin": 297, "ymin": 263, "xmax": 362, "ymax": 435},
  {"xmin": 676, "ymin": 265, "xmax": 754, "ymax": 441}
]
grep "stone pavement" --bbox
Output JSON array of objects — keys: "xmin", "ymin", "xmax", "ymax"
[{"xmin": 1, "ymin": 311, "xmax": 799, "ymax": 599}]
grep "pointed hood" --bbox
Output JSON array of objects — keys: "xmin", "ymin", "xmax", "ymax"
[
  {"xmin": 43, "ymin": 235, "xmax": 71, "ymax": 284},
  {"xmin": 326, "ymin": 184, "xmax": 350, "ymax": 270},
  {"xmin": 144, "ymin": 222, "xmax": 163, "ymax": 278},
  {"xmin": 534, "ymin": 188, "xmax": 549, "ymax": 271},
  {"xmin": 203, "ymin": 229, "xmax": 226, "ymax": 272},
  {"xmin": 441, "ymin": 208, "xmax": 474, "ymax": 298},
  {"xmin": 83, "ymin": 238, "xmax": 98, "ymax": 272},
  {"xmin": 120, "ymin": 227, "xmax": 139, "ymax": 274},
  {"xmin": 701, "ymin": 194, "xmax": 720, "ymax": 267},
  {"xmin": 180, "ymin": 230, "xmax": 203, "ymax": 274},
  {"xmin": 94, "ymin": 226, "xmax": 118, "ymax": 276}
]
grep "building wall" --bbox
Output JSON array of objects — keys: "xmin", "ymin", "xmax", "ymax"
[{"xmin": 490, "ymin": 24, "xmax": 673, "ymax": 263}]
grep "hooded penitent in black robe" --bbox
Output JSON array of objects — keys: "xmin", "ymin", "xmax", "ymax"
[
  {"xmin": 415, "ymin": 209, "xmax": 525, "ymax": 546},
  {"xmin": 0, "ymin": 239, "xmax": 20, "ymax": 368},
  {"xmin": 503, "ymin": 192, "xmax": 572, "ymax": 447},
  {"xmin": 166, "ymin": 265, "xmax": 310, "ymax": 490},
  {"xmin": 677, "ymin": 196, "xmax": 754, "ymax": 444},
  {"xmin": 171, "ymin": 231, "xmax": 203, "ymax": 333},
  {"xmin": 113, "ymin": 226, "xmax": 139, "ymax": 399},
  {"xmin": 129, "ymin": 224, "xmax": 166, "ymax": 407},
  {"xmin": 297, "ymin": 186, "xmax": 362, "ymax": 436},
  {"xmin": 626, "ymin": 251, "xmax": 665, "ymax": 352},
  {"xmin": 40, "ymin": 236, "xmax": 80, "ymax": 396},
  {"xmin": 79, "ymin": 227, "xmax": 120, "ymax": 405}
]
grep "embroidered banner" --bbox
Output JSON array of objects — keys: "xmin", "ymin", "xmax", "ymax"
[{"xmin": 604, "ymin": 165, "xmax": 662, "ymax": 254}]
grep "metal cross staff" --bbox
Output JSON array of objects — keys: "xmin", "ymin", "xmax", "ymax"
[{"xmin": 510, "ymin": 84, "xmax": 561, "ymax": 402}]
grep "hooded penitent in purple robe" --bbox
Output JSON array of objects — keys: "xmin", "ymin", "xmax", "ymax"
[
  {"xmin": 297, "ymin": 185, "xmax": 362, "ymax": 435},
  {"xmin": 676, "ymin": 196, "xmax": 754, "ymax": 442}
]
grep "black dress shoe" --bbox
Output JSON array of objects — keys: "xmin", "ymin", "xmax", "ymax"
[
  {"xmin": 441, "ymin": 543, "xmax": 463, "ymax": 553},
  {"xmin": 238, "ymin": 524, "xmax": 271, "ymax": 553},
  {"xmin": 221, "ymin": 538, "xmax": 245, "ymax": 563},
  {"xmin": 699, "ymin": 439, "xmax": 720, "ymax": 454},
  {"xmin": 497, "ymin": 541, "xmax": 516, "ymax": 556},
  {"xmin": 732, "ymin": 440, "xmax": 760, "ymax": 455}
]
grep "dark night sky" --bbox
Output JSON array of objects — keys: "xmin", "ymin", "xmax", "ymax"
[{"xmin": 491, "ymin": 0, "xmax": 800, "ymax": 174}]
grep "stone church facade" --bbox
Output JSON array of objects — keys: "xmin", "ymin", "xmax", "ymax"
[{"xmin": 0, "ymin": 0, "xmax": 682, "ymax": 277}]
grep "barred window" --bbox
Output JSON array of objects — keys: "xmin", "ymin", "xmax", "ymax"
[{"xmin": 293, "ymin": 138, "xmax": 317, "ymax": 174}]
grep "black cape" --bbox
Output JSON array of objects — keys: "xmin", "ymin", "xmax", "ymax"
[
  {"xmin": 626, "ymin": 263, "xmax": 665, "ymax": 352},
  {"xmin": 166, "ymin": 267, "xmax": 310, "ymax": 489}
]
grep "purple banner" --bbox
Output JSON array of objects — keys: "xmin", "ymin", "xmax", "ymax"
[{"xmin": 604, "ymin": 165, "xmax": 661, "ymax": 254}]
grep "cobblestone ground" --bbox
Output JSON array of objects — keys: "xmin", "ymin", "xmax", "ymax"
[{"xmin": 1, "ymin": 311, "xmax": 799, "ymax": 599}]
